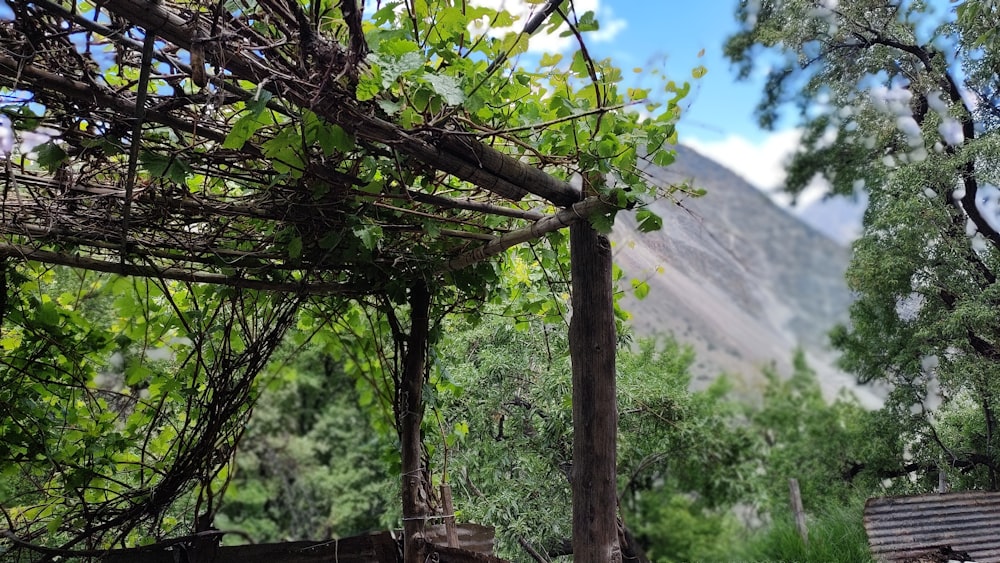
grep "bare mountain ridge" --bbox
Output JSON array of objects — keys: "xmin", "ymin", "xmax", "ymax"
[{"xmin": 613, "ymin": 145, "xmax": 880, "ymax": 406}]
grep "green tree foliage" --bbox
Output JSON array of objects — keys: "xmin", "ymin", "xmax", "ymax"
[
  {"xmin": 427, "ymin": 315, "xmax": 756, "ymax": 560},
  {"xmin": 216, "ymin": 348, "xmax": 391, "ymax": 542},
  {"xmin": 750, "ymin": 351, "xmax": 871, "ymax": 512},
  {"xmin": 628, "ymin": 494, "xmax": 740, "ymax": 563},
  {"xmin": 727, "ymin": 0, "xmax": 1000, "ymax": 489},
  {"xmin": 202, "ymin": 307, "xmax": 884, "ymax": 562},
  {"xmin": 0, "ymin": 262, "xmax": 301, "ymax": 551},
  {"xmin": 721, "ymin": 355, "xmax": 877, "ymax": 563}
]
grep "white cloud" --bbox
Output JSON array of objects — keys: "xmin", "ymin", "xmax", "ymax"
[
  {"xmin": 470, "ymin": 0, "xmax": 626, "ymax": 53},
  {"xmin": 684, "ymin": 129, "xmax": 830, "ymax": 209}
]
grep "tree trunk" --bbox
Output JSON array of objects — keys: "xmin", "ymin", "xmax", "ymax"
[
  {"xmin": 401, "ymin": 281, "xmax": 431, "ymax": 563},
  {"xmin": 569, "ymin": 221, "xmax": 621, "ymax": 563}
]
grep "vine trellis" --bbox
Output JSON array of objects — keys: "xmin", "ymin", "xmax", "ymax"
[{"xmin": 0, "ymin": 0, "xmax": 685, "ymax": 560}]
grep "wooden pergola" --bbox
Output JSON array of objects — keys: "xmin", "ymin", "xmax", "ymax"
[{"xmin": 0, "ymin": 0, "xmax": 678, "ymax": 560}]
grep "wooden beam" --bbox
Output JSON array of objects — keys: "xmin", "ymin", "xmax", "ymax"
[
  {"xmin": 5, "ymin": 527, "xmax": 504, "ymax": 562},
  {"xmin": 0, "ymin": 54, "xmax": 230, "ymax": 146},
  {"xmin": 445, "ymin": 197, "xmax": 617, "ymax": 272},
  {"xmin": 569, "ymin": 221, "xmax": 620, "ymax": 563},
  {"xmin": 437, "ymin": 135, "xmax": 580, "ymax": 206},
  {"xmin": 0, "ymin": 244, "xmax": 363, "ymax": 295},
  {"xmin": 406, "ymin": 191, "xmax": 545, "ymax": 221}
]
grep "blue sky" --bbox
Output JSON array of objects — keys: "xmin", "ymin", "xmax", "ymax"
[
  {"xmin": 594, "ymin": 1, "xmax": 773, "ymax": 145},
  {"xmin": 472, "ymin": 0, "xmax": 808, "ymax": 195},
  {"xmin": 556, "ymin": 0, "xmax": 815, "ymax": 202}
]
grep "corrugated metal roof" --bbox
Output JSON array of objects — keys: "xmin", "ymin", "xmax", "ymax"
[{"xmin": 864, "ymin": 491, "xmax": 1000, "ymax": 562}]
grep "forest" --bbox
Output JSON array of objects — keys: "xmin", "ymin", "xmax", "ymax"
[{"xmin": 2, "ymin": 0, "xmax": 1000, "ymax": 561}]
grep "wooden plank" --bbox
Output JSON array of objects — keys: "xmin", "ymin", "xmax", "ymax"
[{"xmin": 98, "ymin": 533, "xmax": 396, "ymax": 563}]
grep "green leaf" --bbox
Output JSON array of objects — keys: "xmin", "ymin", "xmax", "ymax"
[
  {"xmin": 140, "ymin": 150, "xmax": 192, "ymax": 183},
  {"xmin": 288, "ymin": 236, "xmax": 303, "ymax": 260},
  {"xmin": 539, "ymin": 53, "xmax": 563, "ymax": 67},
  {"xmin": 316, "ymin": 123, "xmax": 355, "ymax": 154},
  {"xmin": 379, "ymin": 38, "xmax": 420, "ymax": 57},
  {"xmin": 377, "ymin": 99, "xmax": 403, "ymax": 115},
  {"xmin": 651, "ymin": 150, "xmax": 675, "ymax": 167},
  {"xmin": 636, "ymin": 208, "xmax": 663, "ymax": 233},
  {"xmin": 424, "ymin": 74, "xmax": 466, "ymax": 106},
  {"xmin": 666, "ymin": 80, "xmax": 691, "ymax": 103},
  {"xmin": 125, "ymin": 363, "xmax": 151, "ymax": 386},
  {"xmin": 379, "ymin": 51, "xmax": 425, "ymax": 85},
  {"xmin": 358, "ymin": 387, "xmax": 374, "ymax": 407},
  {"xmin": 35, "ymin": 142, "xmax": 68, "ymax": 171},
  {"xmin": 223, "ymin": 92, "xmax": 273, "ymax": 149},
  {"xmin": 631, "ymin": 278, "xmax": 650, "ymax": 300},
  {"xmin": 692, "ymin": 65, "xmax": 708, "ymax": 79},
  {"xmin": 589, "ymin": 212, "xmax": 615, "ymax": 234},
  {"xmin": 353, "ymin": 225, "xmax": 383, "ymax": 251},
  {"xmin": 627, "ymin": 87, "xmax": 650, "ymax": 101},
  {"xmin": 36, "ymin": 300, "xmax": 60, "ymax": 327},
  {"xmin": 356, "ymin": 72, "xmax": 382, "ymax": 101},
  {"xmin": 502, "ymin": 32, "xmax": 531, "ymax": 58},
  {"xmin": 597, "ymin": 137, "xmax": 619, "ymax": 158},
  {"xmin": 570, "ymin": 49, "xmax": 589, "ymax": 76},
  {"xmin": 576, "ymin": 11, "xmax": 599, "ymax": 33},
  {"xmin": 224, "ymin": 113, "xmax": 267, "ymax": 150},
  {"xmin": 434, "ymin": 7, "xmax": 469, "ymax": 40}
]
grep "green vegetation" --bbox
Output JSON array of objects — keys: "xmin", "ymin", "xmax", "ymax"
[
  {"xmin": 209, "ymin": 312, "xmax": 880, "ymax": 562},
  {"xmin": 7, "ymin": 0, "xmax": 1000, "ymax": 561},
  {"xmin": 736, "ymin": 501, "xmax": 873, "ymax": 563},
  {"xmin": 728, "ymin": 0, "xmax": 1000, "ymax": 490}
]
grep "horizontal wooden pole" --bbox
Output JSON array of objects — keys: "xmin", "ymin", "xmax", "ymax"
[
  {"xmin": 444, "ymin": 197, "xmax": 617, "ymax": 272},
  {"xmin": 0, "ymin": 243, "xmax": 363, "ymax": 296}
]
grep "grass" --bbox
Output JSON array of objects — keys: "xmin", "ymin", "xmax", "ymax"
[{"xmin": 728, "ymin": 501, "xmax": 874, "ymax": 563}]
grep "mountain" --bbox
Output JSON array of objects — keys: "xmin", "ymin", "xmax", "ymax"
[
  {"xmin": 795, "ymin": 192, "xmax": 867, "ymax": 245},
  {"xmin": 613, "ymin": 145, "xmax": 881, "ymax": 407}
]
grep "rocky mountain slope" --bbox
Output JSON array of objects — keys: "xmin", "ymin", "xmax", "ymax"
[{"xmin": 613, "ymin": 145, "xmax": 881, "ymax": 406}]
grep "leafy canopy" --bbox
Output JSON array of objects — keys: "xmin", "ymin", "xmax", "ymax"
[{"xmin": 727, "ymin": 0, "xmax": 1000, "ymax": 489}]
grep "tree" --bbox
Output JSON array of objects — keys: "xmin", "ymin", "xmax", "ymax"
[
  {"xmin": 726, "ymin": 0, "xmax": 1000, "ymax": 488},
  {"xmin": 429, "ymin": 314, "xmax": 756, "ymax": 561},
  {"xmin": 748, "ymin": 352, "xmax": 872, "ymax": 512},
  {"xmin": 0, "ymin": 263, "xmax": 302, "ymax": 553},
  {"xmin": 215, "ymin": 347, "xmax": 392, "ymax": 542}
]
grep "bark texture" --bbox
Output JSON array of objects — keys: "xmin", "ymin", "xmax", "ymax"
[
  {"xmin": 401, "ymin": 281, "xmax": 431, "ymax": 563},
  {"xmin": 569, "ymin": 221, "xmax": 621, "ymax": 563}
]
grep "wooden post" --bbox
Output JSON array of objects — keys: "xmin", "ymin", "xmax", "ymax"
[
  {"xmin": 788, "ymin": 478, "xmax": 808, "ymax": 544},
  {"xmin": 569, "ymin": 219, "xmax": 621, "ymax": 563},
  {"xmin": 401, "ymin": 281, "xmax": 431, "ymax": 563},
  {"xmin": 440, "ymin": 483, "xmax": 460, "ymax": 548}
]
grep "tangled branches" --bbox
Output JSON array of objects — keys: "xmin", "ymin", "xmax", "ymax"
[{"xmin": 0, "ymin": 262, "xmax": 306, "ymax": 559}]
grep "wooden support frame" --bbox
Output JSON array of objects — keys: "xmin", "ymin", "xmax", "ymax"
[
  {"xmin": 7, "ymin": 1, "xmax": 634, "ymax": 558},
  {"xmin": 569, "ymin": 221, "xmax": 621, "ymax": 563},
  {"xmin": 401, "ymin": 281, "xmax": 432, "ymax": 563}
]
